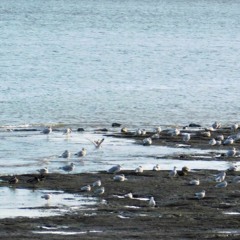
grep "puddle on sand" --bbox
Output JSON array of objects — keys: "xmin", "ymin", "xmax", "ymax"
[
  {"xmin": 223, "ymin": 212, "xmax": 240, "ymax": 215},
  {"xmin": 32, "ymin": 230, "xmax": 103, "ymax": 235},
  {"xmin": 0, "ymin": 187, "xmax": 96, "ymax": 218}
]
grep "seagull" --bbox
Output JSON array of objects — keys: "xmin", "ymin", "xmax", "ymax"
[
  {"xmin": 92, "ymin": 179, "xmax": 101, "ymax": 187},
  {"xmin": 107, "ymin": 164, "xmax": 121, "ymax": 174},
  {"xmin": 232, "ymin": 176, "xmax": 240, "ymax": 183},
  {"xmin": 94, "ymin": 187, "xmax": 105, "ymax": 196},
  {"xmin": 27, "ymin": 176, "xmax": 41, "ymax": 186},
  {"xmin": 154, "ymin": 127, "xmax": 162, "ymax": 134},
  {"xmin": 231, "ymin": 123, "xmax": 239, "ymax": 132},
  {"xmin": 121, "ymin": 127, "xmax": 128, "ymax": 133},
  {"xmin": 59, "ymin": 163, "xmax": 75, "ymax": 173},
  {"xmin": 37, "ymin": 167, "xmax": 48, "ymax": 175},
  {"xmin": 41, "ymin": 193, "xmax": 52, "ymax": 200},
  {"xmin": 124, "ymin": 192, "xmax": 133, "ymax": 199},
  {"xmin": 8, "ymin": 176, "xmax": 19, "ymax": 184},
  {"xmin": 60, "ymin": 150, "xmax": 71, "ymax": 158},
  {"xmin": 151, "ymin": 133, "xmax": 160, "ymax": 139},
  {"xmin": 41, "ymin": 126, "xmax": 52, "ymax": 134},
  {"xmin": 113, "ymin": 174, "xmax": 127, "ymax": 182},
  {"xmin": 135, "ymin": 166, "xmax": 143, "ymax": 173},
  {"xmin": 169, "ymin": 166, "xmax": 177, "ymax": 178},
  {"xmin": 135, "ymin": 129, "xmax": 143, "ymax": 136},
  {"xmin": 212, "ymin": 121, "xmax": 221, "ymax": 129},
  {"xmin": 194, "ymin": 190, "xmax": 206, "ymax": 199},
  {"xmin": 189, "ymin": 179, "xmax": 200, "ymax": 186},
  {"xmin": 149, "ymin": 196, "xmax": 156, "ymax": 208},
  {"xmin": 143, "ymin": 137, "xmax": 152, "ymax": 146},
  {"xmin": 215, "ymin": 181, "xmax": 227, "ymax": 188},
  {"xmin": 80, "ymin": 185, "xmax": 91, "ymax": 192},
  {"xmin": 63, "ymin": 128, "xmax": 72, "ymax": 135},
  {"xmin": 170, "ymin": 128, "xmax": 180, "ymax": 136},
  {"xmin": 209, "ymin": 138, "xmax": 216, "ymax": 146},
  {"xmin": 201, "ymin": 131, "xmax": 211, "ymax": 137},
  {"xmin": 153, "ymin": 164, "xmax": 161, "ymax": 171},
  {"xmin": 87, "ymin": 138, "xmax": 105, "ymax": 148},
  {"xmin": 226, "ymin": 147, "xmax": 236, "ymax": 157},
  {"xmin": 227, "ymin": 164, "xmax": 238, "ymax": 172},
  {"xmin": 182, "ymin": 133, "xmax": 191, "ymax": 142},
  {"xmin": 215, "ymin": 171, "xmax": 226, "ymax": 182},
  {"xmin": 223, "ymin": 137, "xmax": 234, "ymax": 145},
  {"xmin": 74, "ymin": 148, "xmax": 87, "ymax": 157},
  {"xmin": 216, "ymin": 134, "xmax": 224, "ymax": 141}
]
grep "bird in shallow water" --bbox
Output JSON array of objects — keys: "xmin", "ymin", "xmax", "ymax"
[
  {"xmin": 41, "ymin": 193, "xmax": 52, "ymax": 200},
  {"xmin": 74, "ymin": 148, "xmax": 87, "ymax": 157},
  {"xmin": 63, "ymin": 128, "xmax": 72, "ymax": 135},
  {"xmin": 59, "ymin": 163, "xmax": 75, "ymax": 173},
  {"xmin": 41, "ymin": 126, "xmax": 52, "ymax": 135},
  {"xmin": 143, "ymin": 137, "xmax": 152, "ymax": 146},
  {"xmin": 194, "ymin": 190, "xmax": 205, "ymax": 199},
  {"xmin": 60, "ymin": 150, "xmax": 71, "ymax": 159}
]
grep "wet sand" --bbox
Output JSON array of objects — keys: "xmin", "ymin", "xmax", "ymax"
[
  {"xmin": 0, "ymin": 125, "xmax": 239, "ymax": 239},
  {"xmin": 0, "ymin": 168, "xmax": 240, "ymax": 239}
]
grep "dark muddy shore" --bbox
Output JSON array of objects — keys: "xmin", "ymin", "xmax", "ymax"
[{"xmin": 0, "ymin": 169, "xmax": 240, "ymax": 239}]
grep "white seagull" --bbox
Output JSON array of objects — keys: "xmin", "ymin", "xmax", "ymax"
[
  {"xmin": 182, "ymin": 133, "xmax": 191, "ymax": 142},
  {"xmin": 41, "ymin": 193, "xmax": 52, "ymax": 200},
  {"xmin": 149, "ymin": 196, "xmax": 156, "ymax": 208},
  {"xmin": 113, "ymin": 174, "xmax": 127, "ymax": 182},
  {"xmin": 37, "ymin": 167, "xmax": 48, "ymax": 175},
  {"xmin": 169, "ymin": 166, "xmax": 177, "ymax": 178},
  {"xmin": 81, "ymin": 185, "xmax": 91, "ymax": 192},
  {"xmin": 92, "ymin": 179, "xmax": 101, "ymax": 187},
  {"xmin": 94, "ymin": 187, "xmax": 105, "ymax": 196},
  {"xmin": 215, "ymin": 171, "xmax": 226, "ymax": 182},
  {"xmin": 143, "ymin": 137, "xmax": 152, "ymax": 146},
  {"xmin": 194, "ymin": 190, "xmax": 206, "ymax": 199},
  {"xmin": 153, "ymin": 164, "xmax": 161, "ymax": 171},
  {"xmin": 226, "ymin": 147, "xmax": 237, "ymax": 157},
  {"xmin": 189, "ymin": 179, "xmax": 200, "ymax": 186},
  {"xmin": 135, "ymin": 166, "xmax": 143, "ymax": 173}
]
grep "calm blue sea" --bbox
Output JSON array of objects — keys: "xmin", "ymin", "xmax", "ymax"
[{"xmin": 0, "ymin": 0, "xmax": 239, "ymax": 176}]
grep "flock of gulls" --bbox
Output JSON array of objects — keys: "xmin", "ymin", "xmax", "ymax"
[{"xmin": 3, "ymin": 122, "xmax": 240, "ymax": 208}]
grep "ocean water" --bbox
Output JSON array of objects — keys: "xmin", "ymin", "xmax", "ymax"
[{"xmin": 0, "ymin": 0, "xmax": 240, "ymax": 175}]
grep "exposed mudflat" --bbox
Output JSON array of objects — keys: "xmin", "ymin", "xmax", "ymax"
[{"xmin": 0, "ymin": 168, "xmax": 240, "ymax": 239}]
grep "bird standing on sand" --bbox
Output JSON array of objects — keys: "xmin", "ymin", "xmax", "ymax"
[
  {"xmin": 113, "ymin": 174, "xmax": 127, "ymax": 182},
  {"xmin": 8, "ymin": 176, "xmax": 19, "ymax": 185},
  {"xmin": 194, "ymin": 190, "xmax": 205, "ymax": 199},
  {"xmin": 215, "ymin": 171, "xmax": 226, "ymax": 182},
  {"xmin": 94, "ymin": 187, "xmax": 105, "ymax": 196},
  {"xmin": 92, "ymin": 179, "xmax": 101, "ymax": 187},
  {"xmin": 153, "ymin": 164, "xmax": 161, "ymax": 171},
  {"xmin": 149, "ymin": 196, "xmax": 156, "ymax": 208},
  {"xmin": 81, "ymin": 185, "xmax": 92, "ymax": 192},
  {"xmin": 107, "ymin": 164, "xmax": 121, "ymax": 174},
  {"xmin": 169, "ymin": 166, "xmax": 177, "ymax": 178},
  {"xmin": 27, "ymin": 176, "xmax": 41, "ymax": 186},
  {"xmin": 231, "ymin": 123, "xmax": 239, "ymax": 132},
  {"xmin": 135, "ymin": 166, "xmax": 143, "ymax": 173},
  {"xmin": 215, "ymin": 181, "xmax": 228, "ymax": 188},
  {"xmin": 189, "ymin": 179, "xmax": 200, "ymax": 186}
]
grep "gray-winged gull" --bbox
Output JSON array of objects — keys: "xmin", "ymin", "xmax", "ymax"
[
  {"xmin": 81, "ymin": 185, "xmax": 91, "ymax": 192},
  {"xmin": 37, "ymin": 167, "xmax": 48, "ymax": 175},
  {"xmin": 194, "ymin": 190, "xmax": 205, "ymax": 199},
  {"xmin": 75, "ymin": 148, "xmax": 87, "ymax": 157},
  {"xmin": 92, "ymin": 179, "xmax": 101, "ymax": 187},
  {"xmin": 41, "ymin": 126, "xmax": 52, "ymax": 134},
  {"xmin": 143, "ymin": 137, "xmax": 152, "ymax": 146},
  {"xmin": 60, "ymin": 150, "xmax": 71, "ymax": 158},
  {"xmin": 215, "ymin": 180, "xmax": 227, "ymax": 188},
  {"xmin": 41, "ymin": 193, "xmax": 52, "ymax": 200},
  {"xmin": 94, "ymin": 187, "xmax": 105, "ymax": 196},
  {"xmin": 153, "ymin": 164, "xmax": 161, "ymax": 171},
  {"xmin": 59, "ymin": 163, "xmax": 75, "ymax": 173},
  {"xmin": 107, "ymin": 164, "xmax": 121, "ymax": 174},
  {"xmin": 215, "ymin": 171, "xmax": 226, "ymax": 182},
  {"xmin": 135, "ymin": 166, "xmax": 143, "ymax": 173},
  {"xmin": 189, "ymin": 179, "xmax": 200, "ymax": 186},
  {"xmin": 169, "ymin": 166, "xmax": 177, "ymax": 178},
  {"xmin": 226, "ymin": 147, "xmax": 236, "ymax": 157}
]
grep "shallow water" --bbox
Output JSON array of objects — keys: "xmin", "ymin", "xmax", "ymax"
[
  {"xmin": 0, "ymin": 129, "xmax": 237, "ymax": 176},
  {"xmin": 0, "ymin": 187, "xmax": 96, "ymax": 218}
]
